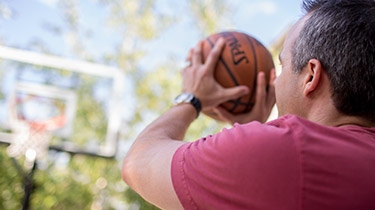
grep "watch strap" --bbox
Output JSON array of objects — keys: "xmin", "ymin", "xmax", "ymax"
[
  {"xmin": 190, "ymin": 95, "xmax": 202, "ymax": 118},
  {"xmin": 173, "ymin": 93, "xmax": 202, "ymax": 118}
]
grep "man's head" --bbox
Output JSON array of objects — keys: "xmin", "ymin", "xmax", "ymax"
[{"xmin": 276, "ymin": 0, "xmax": 375, "ymax": 123}]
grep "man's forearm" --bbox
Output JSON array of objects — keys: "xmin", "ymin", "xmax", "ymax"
[
  {"xmin": 136, "ymin": 103, "xmax": 197, "ymax": 142},
  {"xmin": 125, "ymin": 103, "xmax": 196, "ymax": 167},
  {"xmin": 121, "ymin": 39, "xmax": 241, "ymax": 209}
]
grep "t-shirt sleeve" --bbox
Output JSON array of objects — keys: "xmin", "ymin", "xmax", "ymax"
[{"xmin": 171, "ymin": 120, "xmax": 300, "ymax": 210}]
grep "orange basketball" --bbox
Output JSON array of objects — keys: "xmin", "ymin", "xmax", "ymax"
[{"xmin": 202, "ymin": 31, "xmax": 274, "ymax": 116}]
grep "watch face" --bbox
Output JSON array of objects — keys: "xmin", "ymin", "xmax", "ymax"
[{"xmin": 174, "ymin": 93, "xmax": 193, "ymax": 104}]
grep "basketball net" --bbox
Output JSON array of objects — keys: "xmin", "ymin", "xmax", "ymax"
[{"xmin": 6, "ymin": 97, "xmax": 66, "ymax": 168}]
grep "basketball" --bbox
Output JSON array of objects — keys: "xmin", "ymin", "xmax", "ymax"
[{"xmin": 202, "ymin": 31, "xmax": 274, "ymax": 116}]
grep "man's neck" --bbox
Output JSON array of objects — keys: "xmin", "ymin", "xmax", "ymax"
[{"xmin": 306, "ymin": 103, "xmax": 374, "ymax": 128}]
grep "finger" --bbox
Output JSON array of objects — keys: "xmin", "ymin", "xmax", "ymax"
[
  {"xmin": 213, "ymin": 107, "xmax": 236, "ymax": 125},
  {"xmin": 181, "ymin": 66, "xmax": 187, "ymax": 75},
  {"xmin": 266, "ymin": 68, "xmax": 276, "ymax": 92},
  {"xmin": 192, "ymin": 40, "xmax": 203, "ymax": 66},
  {"xmin": 253, "ymin": 72, "xmax": 267, "ymax": 110},
  {"xmin": 205, "ymin": 38, "xmax": 225, "ymax": 74},
  {"xmin": 266, "ymin": 69, "xmax": 276, "ymax": 109},
  {"xmin": 186, "ymin": 48, "xmax": 194, "ymax": 62},
  {"xmin": 269, "ymin": 68, "xmax": 276, "ymax": 85},
  {"xmin": 202, "ymin": 109, "xmax": 225, "ymax": 122},
  {"xmin": 220, "ymin": 85, "xmax": 249, "ymax": 102}
]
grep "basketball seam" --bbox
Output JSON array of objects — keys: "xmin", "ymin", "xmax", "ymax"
[
  {"xmin": 245, "ymin": 36, "xmax": 258, "ymax": 113},
  {"xmin": 227, "ymin": 100, "xmax": 254, "ymax": 106},
  {"xmin": 207, "ymin": 37, "xmax": 242, "ymax": 112},
  {"xmin": 206, "ymin": 38, "xmax": 240, "ymax": 86}
]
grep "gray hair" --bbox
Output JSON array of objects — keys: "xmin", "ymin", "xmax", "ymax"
[{"xmin": 293, "ymin": 0, "xmax": 375, "ymax": 122}]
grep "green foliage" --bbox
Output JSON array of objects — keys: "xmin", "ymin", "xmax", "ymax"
[
  {"xmin": 70, "ymin": 75, "xmax": 108, "ymax": 145},
  {"xmin": 0, "ymin": 146, "xmax": 128, "ymax": 210},
  {"xmin": 58, "ymin": 0, "xmax": 90, "ymax": 59},
  {"xmin": 101, "ymin": 0, "xmax": 176, "ymax": 73},
  {"xmin": 0, "ymin": 71, "xmax": 3, "ymax": 100},
  {"xmin": 106, "ymin": 0, "xmax": 174, "ymax": 40},
  {"xmin": 0, "ymin": 147, "xmax": 23, "ymax": 210},
  {"xmin": 125, "ymin": 188, "xmax": 160, "ymax": 210},
  {"xmin": 30, "ymin": 154, "xmax": 124, "ymax": 210},
  {"xmin": 190, "ymin": 0, "xmax": 234, "ymax": 36},
  {"xmin": 31, "ymin": 168, "xmax": 93, "ymax": 210}
]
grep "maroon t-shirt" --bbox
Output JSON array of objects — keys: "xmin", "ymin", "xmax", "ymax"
[{"xmin": 171, "ymin": 115, "xmax": 375, "ymax": 210}]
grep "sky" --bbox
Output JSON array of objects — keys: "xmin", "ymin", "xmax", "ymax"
[{"xmin": 0, "ymin": 0, "xmax": 303, "ymax": 70}]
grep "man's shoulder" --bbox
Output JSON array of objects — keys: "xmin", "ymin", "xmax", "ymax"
[
  {"xmin": 228, "ymin": 114, "xmax": 305, "ymax": 142},
  {"xmin": 184, "ymin": 115, "xmax": 304, "ymax": 160}
]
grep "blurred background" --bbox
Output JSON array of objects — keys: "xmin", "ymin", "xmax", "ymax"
[{"xmin": 0, "ymin": 0, "xmax": 302, "ymax": 209}]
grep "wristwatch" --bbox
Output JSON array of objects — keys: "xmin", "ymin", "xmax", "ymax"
[{"xmin": 173, "ymin": 93, "xmax": 202, "ymax": 118}]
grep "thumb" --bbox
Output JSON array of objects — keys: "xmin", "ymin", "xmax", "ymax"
[
  {"xmin": 213, "ymin": 107, "xmax": 235, "ymax": 125},
  {"xmin": 220, "ymin": 85, "xmax": 249, "ymax": 102}
]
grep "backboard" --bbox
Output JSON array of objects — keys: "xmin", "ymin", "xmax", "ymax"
[{"xmin": 0, "ymin": 46, "xmax": 124, "ymax": 158}]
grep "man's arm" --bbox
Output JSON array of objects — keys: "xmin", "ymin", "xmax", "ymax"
[
  {"xmin": 122, "ymin": 104, "xmax": 195, "ymax": 210},
  {"xmin": 122, "ymin": 38, "xmax": 249, "ymax": 209},
  {"xmin": 121, "ymin": 38, "xmax": 274, "ymax": 209}
]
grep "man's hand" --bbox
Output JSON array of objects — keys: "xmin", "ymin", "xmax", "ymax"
[
  {"xmin": 213, "ymin": 69, "xmax": 276, "ymax": 125},
  {"xmin": 181, "ymin": 38, "xmax": 249, "ymax": 111}
]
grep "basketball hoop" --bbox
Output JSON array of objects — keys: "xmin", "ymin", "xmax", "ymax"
[
  {"xmin": 0, "ymin": 46, "xmax": 123, "ymax": 210},
  {"xmin": 6, "ymin": 94, "xmax": 66, "ymax": 168}
]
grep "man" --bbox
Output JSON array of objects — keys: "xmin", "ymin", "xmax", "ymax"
[{"xmin": 122, "ymin": 0, "xmax": 375, "ymax": 209}]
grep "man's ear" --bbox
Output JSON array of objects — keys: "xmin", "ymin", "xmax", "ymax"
[{"xmin": 303, "ymin": 59, "xmax": 323, "ymax": 96}]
